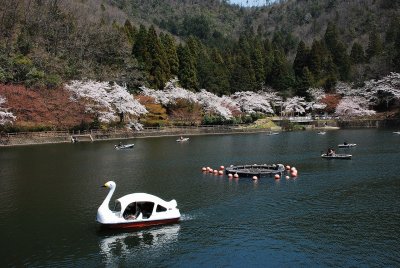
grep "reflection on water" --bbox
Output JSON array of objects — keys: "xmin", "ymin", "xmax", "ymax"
[{"xmin": 99, "ymin": 225, "xmax": 180, "ymax": 265}]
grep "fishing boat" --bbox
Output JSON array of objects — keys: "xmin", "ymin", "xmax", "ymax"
[
  {"xmin": 97, "ymin": 181, "xmax": 180, "ymax": 229},
  {"xmin": 114, "ymin": 144, "xmax": 134, "ymax": 150},
  {"xmin": 176, "ymin": 137, "xmax": 189, "ymax": 142},
  {"xmin": 225, "ymin": 164, "xmax": 285, "ymax": 177},
  {"xmin": 321, "ymin": 153, "xmax": 352, "ymax": 159},
  {"xmin": 338, "ymin": 143, "xmax": 357, "ymax": 148}
]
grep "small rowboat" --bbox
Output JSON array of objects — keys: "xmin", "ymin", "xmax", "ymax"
[
  {"xmin": 338, "ymin": 143, "xmax": 357, "ymax": 148},
  {"xmin": 115, "ymin": 144, "xmax": 134, "ymax": 150},
  {"xmin": 266, "ymin": 132, "xmax": 279, "ymax": 136},
  {"xmin": 317, "ymin": 131, "xmax": 326, "ymax": 135},
  {"xmin": 321, "ymin": 153, "xmax": 352, "ymax": 160},
  {"xmin": 176, "ymin": 137, "xmax": 189, "ymax": 142},
  {"xmin": 393, "ymin": 131, "xmax": 400, "ymax": 134}
]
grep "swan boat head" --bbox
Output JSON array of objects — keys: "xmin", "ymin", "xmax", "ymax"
[{"xmin": 97, "ymin": 181, "xmax": 120, "ymax": 224}]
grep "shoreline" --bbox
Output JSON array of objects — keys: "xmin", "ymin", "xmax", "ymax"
[
  {"xmin": 0, "ymin": 126, "xmax": 279, "ymax": 147},
  {"xmin": 1, "ymin": 117, "xmax": 399, "ymax": 147}
]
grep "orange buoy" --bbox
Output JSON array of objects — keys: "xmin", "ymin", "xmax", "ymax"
[
  {"xmin": 220, "ymin": 165, "xmax": 225, "ymax": 170},
  {"xmin": 291, "ymin": 171, "xmax": 298, "ymax": 177},
  {"xmin": 286, "ymin": 165, "xmax": 291, "ymax": 170},
  {"xmin": 233, "ymin": 173, "xmax": 239, "ymax": 178},
  {"xmin": 218, "ymin": 170, "xmax": 223, "ymax": 175},
  {"xmin": 213, "ymin": 170, "xmax": 218, "ymax": 175},
  {"xmin": 285, "ymin": 175, "xmax": 290, "ymax": 179},
  {"xmin": 274, "ymin": 174, "xmax": 280, "ymax": 180},
  {"xmin": 228, "ymin": 173, "xmax": 233, "ymax": 178},
  {"xmin": 252, "ymin": 176, "xmax": 258, "ymax": 180},
  {"xmin": 290, "ymin": 167, "xmax": 297, "ymax": 172},
  {"xmin": 209, "ymin": 169, "xmax": 214, "ymax": 173},
  {"xmin": 202, "ymin": 167, "xmax": 207, "ymax": 172}
]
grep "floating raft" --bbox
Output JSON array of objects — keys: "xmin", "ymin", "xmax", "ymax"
[{"xmin": 225, "ymin": 164, "xmax": 285, "ymax": 177}]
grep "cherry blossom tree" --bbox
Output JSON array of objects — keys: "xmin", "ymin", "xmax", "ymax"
[
  {"xmin": 0, "ymin": 95, "xmax": 16, "ymax": 125},
  {"xmin": 335, "ymin": 96, "xmax": 376, "ymax": 117},
  {"xmin": 66, "ymin": 80, "xmax": 147, "ymax": 124},
  {"xmin": 231, "ymin": 91, "xmax": 276, "ymax": 114},
  {"xmin": 362, "ymin": 72, "xmax": 400, "ymax": 108},
  {"xmin": 196, "ymin": 89, "xmax": 238, "ymax": 119},
  {"xmin": 334, "ymin": 73, "xmax": 400, "ymax": 111},
  {"xmin": 140, "ymin": 78, "xmax": 197, "ymax": 106},
  {"xmin": 282, "ymin": 96, "xmax": 307, "ymax": 116},
  {"xmin": 141, "ymin": 78, "xmax": 283, "ymax": 119}
]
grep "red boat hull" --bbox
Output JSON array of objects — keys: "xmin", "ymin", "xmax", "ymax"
[{"xmin": 100, "ymin": 217, "xmax": 180, "ymax": 229}]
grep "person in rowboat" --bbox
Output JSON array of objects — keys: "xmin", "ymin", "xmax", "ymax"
[{"xmin": 327, "ymin": 148, "xmax": 335, "ymax": 156}]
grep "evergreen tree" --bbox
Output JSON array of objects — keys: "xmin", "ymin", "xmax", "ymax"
[
  {"xmin": 385, "ymin": 17, "xmax": 400, "ymax": 43},
  {"xmin": 263, "ymin": 39, "xmax": 274, "ymax": 85},
  {"xmin": 324, "ymin": 22, "xmax": 350, "ymax": 81},
  {"xmin": 308, "ymin": 40, "xmax": 324, "ymax": 80},
  {"xmin": 270, "ymin": 49, "xmax": 292, "ymax": 91},
  {"xmin": 132, "ymin": 24, "xmax": 148, "ymax": 63},
  {"xmin": 293, "ymin": 41, "xmax": 310, "ymax": 78},
  {"xmin": 250, "ymin": 38, "xmax": 265, "ymax": 89},
  {"xmin": 230, "ymin": 53, "xmax": 257, "ymax": 93},
  {"xmin": 210, "ymin": 48, "xmax": 230, "ymax": 95},
  {"xmin": 145, "ymin": 25, "xmax": 170, "ymax": 89},
  {"xmin": 366, "ymin": 31, "xmax": 383, "ymax": 60},
  {"xmin": 296, "ymin": 67, "xmax": 313, "ymax": 100},
  {"xmin": 124, "ymin": 19, "xmax": 136, "ymax": 45},
  {"xmin": 177, "ymin": 44, "xmax": 198, "ymax": 91},
  {"xmin": 350, "ymin": 42, "xmax": 365, "ymax": 64},
  {"xmin": 393, "ymin": 30, "xmax": 400, "ymax": 72},
  {"xmin": 160, "ymin": 33, "xmax": 179, "ymax": 76}
]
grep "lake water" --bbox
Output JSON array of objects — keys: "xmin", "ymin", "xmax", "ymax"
[{"xmin": 1, "ymin": 129, "xmax": 399, "ymax": 267}]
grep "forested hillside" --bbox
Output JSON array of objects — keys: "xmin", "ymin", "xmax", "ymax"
[
  {"xmin": 0, "ymin": 0, "xmax": 399, "ymax": 130},
  {"xmin": 1, "ymin": 0, "xmax": 399, "ymax": 91}
]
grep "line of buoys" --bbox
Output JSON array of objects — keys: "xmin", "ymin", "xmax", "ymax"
[{"xmin": 202, "ymin": 165, "xmax": 226, "ymax": 176}]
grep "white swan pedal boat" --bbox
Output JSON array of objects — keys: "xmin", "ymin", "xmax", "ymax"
[
  {"xmin": 97, "ymin": 181, "xmax": 180, "ymax": 229},
  {"xmin": 338, "ymin": 143, "xmax": 357, "ymax": 148},
  {"xmin": 321, "ymin": 153, "xmax": 352, "ymax": 160},
  {"xmin": 115, "ymin": 144, "xmax": 134, "ymax": 150}
]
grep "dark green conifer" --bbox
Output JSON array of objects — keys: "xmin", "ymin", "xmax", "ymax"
[
  {"xmin": 350, "ymin": 42, "xmax": 365, "ymax": 64},
  {"xmin": 177, "ymin": 44, "xmax": 198, "ymax": 91},
  {"xmin": 293, "ymin": 41, "xmax": 310, "ymax": 78},
  {"xmin": 230, "ymin": 53, "xmax": 257, "ymax": 93},
  {"xmin": 145, "ymin": 25, "xmax": 170, "ymax": 89},
  {"xmin": 124, "ymin": 19, "xmax": 136, "ymax": 45},
  {"xmin": 296, "ymin": 67, "xmax": 313, "ymax": 100},
  {"xmin": 366, "ymin": 31, "xmax": 383, "ymax": 60},
  {"xmin": 161, "ymin": 33, "xmax": 179, "ymax": 76},
  {"xmin": 132, "ymin": 24, "xmax": 148, "ymax": 63}
]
